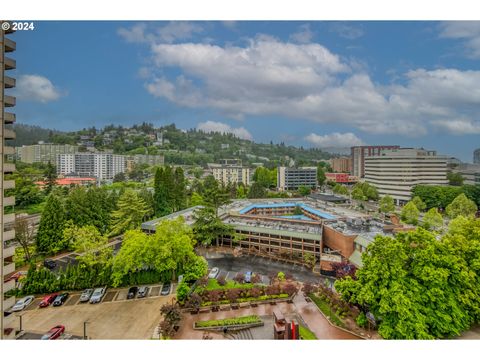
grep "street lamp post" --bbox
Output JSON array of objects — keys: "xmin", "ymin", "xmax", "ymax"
[{"xmin": 83, "ymin": 321, "xmax": 89, "ymax": 340}]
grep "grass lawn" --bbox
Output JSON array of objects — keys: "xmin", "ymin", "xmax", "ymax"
[
  {"xmin": 201, "ymin": 278, "xmax": 259, "ymax": 291},
  {"xmin": 195, "ymin": 315, "xmax": 262, "ymax": 328},
  {"xmin": 299, "ymin": 325, "xmax": 317, "ymax": 340},
  {"xmin": 309, "ymin": 293, "xmax": 345, "ymax": 328}
]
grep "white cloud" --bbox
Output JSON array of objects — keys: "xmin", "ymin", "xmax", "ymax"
[
  {"xmin": 15, "ymin": 74, "xmax": 63, "ymax": 103},
  {"xmin": 118, "ymin": 22, "xmax": 203, "ymax": 44},
  {"xmin": 290, "ymin": 24, "xmax": 314, "ymax": 44},
  {"xmin": 439, "ymin": 21, "xmax": 480, "ymax": 58},
  {"xmin": 197, "ymin": 121, "xmax": 253, "ymax": 140},
  {"xmin": 431, "ymin": 118, "xmax": 480, "ymax": 135},
  {"xmin": 120, "ymin": 30, "xmax": 480, "ymax": 137},
  {"xmin": 222, "ymin": 21, "xmax": 237, "ymax": 30},
  {"xmin": 329, "ymin": 22, "xmax": 364, "ymax": 40},
  {"xmin": 305, "ymin": 132, "xmax": 365, "ymax": 148}
]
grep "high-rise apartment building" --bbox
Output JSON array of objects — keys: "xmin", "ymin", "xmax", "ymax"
[
  {"xmin": 331, "ymin": 157, "xmax": 352, "ymax": 173},
  {"xmin": 277, "ymin": 167, "xmax": 317, "ymax": 191},
  {"xmin": 364, "ymin": 148, "xmax": 448, "ymax": 204},
  {"xmin": 474, "ymin": 148, "xmax": 480, "ymax": 165},
  {"xmin": 212, "ymin": 166, "xmax": 251, "ymax": 186},
  {"xmin": 16, "ymin": 143, "xmax": 79, "ymax": 164},
  {"xmin": 1, "ymin": 24, "xmax": 17, "ymax": 340},
  {"xmin": 351, "ymin": 145, "xmax": 400, "ymax": 178},
  {"xmin": 57, "ymin": 153, "xmax": 126, "ymax": 180}
]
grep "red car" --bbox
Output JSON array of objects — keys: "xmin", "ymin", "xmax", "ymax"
[
  {"xmin": 41, "ymin": 325, "xmax": 65, "ymax": 340},
  {"xmin": 39, "ymin": 293, "xmax": 58, "ymax": 308},
  {"xmin": 5, "ymin": 271, "xmax": 27, "ymax": 283}
]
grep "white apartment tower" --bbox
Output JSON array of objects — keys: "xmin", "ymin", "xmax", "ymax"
[
  {"xmin": 211, "ymin": 165, "xmax": 251, "ymax": 186},
  {"xmin": 1, "ymin": 23, "xmax": 17, "ymax": 339},
  {"xmin": 364, "ymin": 148, "xmax": 448, "ymax": 204},
  {"xmin": 57, "ymin": 153, "xmax": 126, "ymax": 180}
]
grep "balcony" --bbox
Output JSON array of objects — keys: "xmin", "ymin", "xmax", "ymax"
[
  {"xmin": 3, "ymin": 311, "xmax": 16, "ymax": 330},
  {"xmin": 3, "ymin": 278, "xmax": 15, "ymax": 293},
  {"xmin": 4, "ymin": 128, "xmax": 15, "ymax": 140},
  {"xmin": 3, "ymin": 196, "xmax": 15, "ymax": 207},
  {"xmin": 4, "ymin": 95, "xmax": 16, "ymax": 107},
  {"xmin": 3, "ymin": 262, "xmax": 15, "ymax": 278},
  {"xmin": 4, "ymin": 112, "xmax": 15, "ymax": 124},
  {"xmin": 3, "ymin": 163, "xmax": 15, "ymax": 173},
  {"xmin": 4, "ymin": 37, "xmax": 16, "ymax": 52},
  {"xmin": 3, "ymin": 229, "xmax": 15, "ymax": 242},
  {"xmin": 3, "ymin": 180, "xmax": 15, "ymax": 190},
  {"xmin": 3, "ymin": 146, "xmax": 15, "ymax": 155},
  {"xmin": 4, "ymin": 57, "xmax": 16, "ymax": 70},
  {"xmin": 4, "ymin": 75, "xmax": 15, "ymax": 88}
]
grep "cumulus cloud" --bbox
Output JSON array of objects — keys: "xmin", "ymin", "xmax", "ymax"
[
  {"xmin": 118, "ymin": 22, "xmax": 203, "ymax": 44},
  {"xmin": 197, "ymin": 121, "xmax": 253, "ymax": 140},
  {"xmin": 329, "ymin": 22, "xmax": 364, "ymax": 40},
  {"xmin": 431, "ymin": 118, "xmax": 480, "ymax": 135},
  {"xmin": 305, "ymin": 132, "xmax": 365, "ymax": 148},
  {"xmin": 439, "ymin": 21, "xmax": 480, "ymax": 58},
  {"xmin": 117, "ymin": 28, "xmax": 480, "ymax": 137},
  {"xmin": 15, "ymin": 74, "xmax": 63, "ymax": 103},
  {"xmin": 290, "ymin": 24, "xmax": 314, "ymax": 44}
]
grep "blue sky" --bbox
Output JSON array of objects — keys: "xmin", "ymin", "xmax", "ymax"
[{"xmin": 9, "ymin": 21, "xmax": 480, "ymax": 161}]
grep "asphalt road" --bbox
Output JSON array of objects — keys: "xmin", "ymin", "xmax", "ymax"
[{"xmin": 205, "ymin": 253, "xmax": 329, "ymax": 285}]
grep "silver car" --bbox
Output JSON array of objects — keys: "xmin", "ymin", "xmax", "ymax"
[
  {"xmin": 137, "ymin": 286, "xmax": 149, "ymax": 298},
  {"xmin": 11, "ymin": 295, "xmax": 35, "ymax": 312},
  {"xmin": 89, "ymin": 287, "xmax": 106, "ymax": 304},
  {"xmin": 79, "ymin": 288, "xmax": 94, "ymax": 303}
]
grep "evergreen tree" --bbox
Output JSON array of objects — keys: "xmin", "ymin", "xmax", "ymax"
[
  {"xmin": 110, "ymin": 190, "xmax": 150, "ymax": 236},
  {"xmin": 154, "ymin": 167, "xmax": 169, "ymax": 216},
  {"xmin": 202, "ymin": 175, "xmax": 230, "ymax": 216},
  {"xmin": 173, "ymin": 167, "xmax": 187, "ymax": 211},
  {"xmin": 248, "ymin": 182, "xmax": 267, "ymax": 199},
  {"xmin": 36, "ymin": 192, "xmax": 67, "ymax": 254},
  {"xmin": 44, "ymin": 161, "xmax": 58, "ymax": 194}
]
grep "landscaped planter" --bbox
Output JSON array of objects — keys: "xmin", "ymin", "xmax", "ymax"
[
  {"xmin": 193, "ymin": 322, "xmax": 264, "ymax": 331},
  {"xmin": 193, "ymin": 315, "xmax": 264, "ymax": 331}
]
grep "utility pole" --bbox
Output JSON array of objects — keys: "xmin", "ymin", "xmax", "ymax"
[{"xmin": 83, "ymin": 321, "xmax": 89, "ymax": 340}]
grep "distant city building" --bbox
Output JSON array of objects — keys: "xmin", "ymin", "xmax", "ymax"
[
  {"xmin": 364, "ymin": 148, "xmax": 448, "ymax": 204},
  {"xmin": 57, "ymin": 153, "xmax": 126, "ymax": 180},
  {"xmin": 125, "ymin": 154, "xmax": 164, "ymax": 172},
  {"xmin": 220, "ymin": 143, "xmax": 230, "ymax": 150},
  {"xmin": 220, "ymin": 159, "xmax": 242, "ymax": 166},
  {"xmin": 452, "ymin": 164, "xmax": 480, "ymax": 186},
  {"xmin": 16, "ymin": 143, "xmax": 79, "ymax": 164},
  {"xmin": 331, "ymin": 157, "xmax": 352, "ymax": 173},
  {"xmin": 474, "ymin": 148, "xmax": 480, "ymax": 164},
  {"xmin": 446, "ymin": 157, "xmax": 463, "ymax": 169},
  {"xmin": 325, "ymin": 173, "xmax": 359, "ymax": 184},
  {"xmin": 35, "ymin": 177, "xmax": 97, "ymax": 187},
  {"xmin": 210, "ymin": 164, "xmax": 251, "ymax": 186},
  {"xmin": 277, "ymin": 167, "xmax": 317, "ymax": 191},
  {"xmin": 351, "ymin": 145, "xmax": 400, "ymax": 178}
]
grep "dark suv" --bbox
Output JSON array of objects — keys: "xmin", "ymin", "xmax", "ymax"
[{"xmin": 43, "ymin": 259, "xmax": 57, "ymax": 270}]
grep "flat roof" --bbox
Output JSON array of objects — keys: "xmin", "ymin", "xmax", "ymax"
[
  {"xmin": 239, "ymin": 202, "xmax": 336, "ymax": 220},
  {"xmin": 349, "ymin": 250, "xmax": 364, "ymax": 267},
  {"xmin": 141, "ymin": 205, "xmax": 203, "ymax": 230}
]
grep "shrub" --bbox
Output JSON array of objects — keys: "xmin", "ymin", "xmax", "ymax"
[
  {"xmin": 217, "ymin": 275, "xmax": 227, "ymax": 286},
  {"xmin": 207, "ymin": 289, "xmax": 223, "ymax": 303},
  {"xmin": 281, "ymin": 283, "xmax": 298, "ymax": 297},
  {"xmin": 225, "ymin": 288, "xmax": 242, "ymax": 303},
  {"xmin": 251, "ymin": 273, "xmax": 261, "ymax": 284},
  {"xmin": 185, "ymin": 293, "xmax": 202, "ymax": 311},
  {"xmin": 198, "ymin": 276, "xmax": 209, "ymax": 287},
  {"xmin": 302, "ymin": 282, "xmax": 316, "ymax": 296},
  {"xmin": 266, "ymin": 285, "xmax": 281, "ymax": 296},
  {"xmin": 277, "ymin": 272, "xmax": 285, "ymax": 281},
  {"xmin": 176, "ymin": 281, "xmax": 191, "ymax": 304},
  {"xmin": 356, "ymin": 312, "xmax": 368, "ymax": 328},
  {"xmin": 195, "ymin": 315, "xmax": 261, "ymax": 328},
  {"xmin": 233, "ymin": 273, "xmax": 245, "ymax": 284},
  {"xmin": 249, "ymin": 286, "xmax": 263, "ymax": 298}
]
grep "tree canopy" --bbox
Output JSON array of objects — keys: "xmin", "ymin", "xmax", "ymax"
[
  {"xmin": 379, "ymin": 195, "xmax": 395, "ymax": 215},
  {"xmin": 400, "ymin": 201, "xmax": 420, "ymax": 225},
  {"xmin": 445, "ymin": 193, "xmax": 478, "ymax": 219},
  {"xmin": 36, "ymin": 192, "xmax": 67, "ymax": 254},
  {"xmin": 109, "ymin": 189, "xmax": 150, "ymax": 236}
]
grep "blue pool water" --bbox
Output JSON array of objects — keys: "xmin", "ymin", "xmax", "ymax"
[{"xmin": 277, "ymin": 215, "xmax": 313, "ymax": 221}]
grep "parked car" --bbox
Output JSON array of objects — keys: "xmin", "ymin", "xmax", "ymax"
[
  {"xmin": 11, "ymin": 295, "xmax": 35, "ymax": 312},
  {"xmin": 244, "ymin": 271, "xmax": 253, "ymax": 283},
  {"xmin": 53, "ymin": 293, "xmax": 69, "ymax": 307},
  {"xmin": 208, "ymin": 267, "xmax": 219, "ymax": 279},
  {"xmin": 5, "ymin": 271, "xmax": 27, "ymax": 283},
  {"xmin": 43, "ymin": 259, "xmax": 57, "ymax": 270},
  {"xmin": 127, "ymin": 286, "xmax": 138, "ymax": 299},
  {"xmin": 137, "ymin": 286, "xmax": 149, "ymax": 298},
  {"xmin": 161, "ymin": 282, "xmax": 171, "ymax": 296},
  {"xmin": 41, "ymin": 325, "xmax": 65, "ymax": 340},
  {"xmin": 39, "ymin": 293, "xmax": 58, "ymax": 308},
  {"xmin": 89, "ymin": 287, "xmax": 106, "ymax": 304},
  {"xmin": 79, "ymin": 288, "xmax": 94, "ymax": 303}
]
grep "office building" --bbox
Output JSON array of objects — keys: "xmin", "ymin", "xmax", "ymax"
[
  {"xmin": 1, "ymin": 24, "xmax": 17, "ymax": 339},
  {"xmin": 351, "ymin": 145, "xmax": 400, "ymax": 178},
  {"xmin": 211, "ymin": 164, "xmax": 251, "ymax": 186},
  {"xmin": 16, "ymin": 143, "xmax": 78, "ymax": 164},
  {"xmin": 277, "ymin": 167, "xmax": 317, "ymax": 191},
  {"xmin": 452, "ymin": 164, "xmax": 480, "ymax": 186},
  {"xmin": 57, "ymin": 153, "xmax": 126, "ymax": 180},
  {"xmin": 474, "ymin": 148, "xmax": 480, "ymax": 165},
  {"xmin": 364, "ymin": 148, "xmax": 448, "ymax": 204},
  {"xmin": 325, "ymin": 173, "xmax": 359, "ymax": 184},
  {"xmin": 331, "ymin": 157, "xmax": 352, "ymax": 173}
]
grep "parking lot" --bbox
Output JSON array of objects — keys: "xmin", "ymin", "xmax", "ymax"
[{"xmin": 14, "ymin": 283, "xmax": 176, "ymax": 339}]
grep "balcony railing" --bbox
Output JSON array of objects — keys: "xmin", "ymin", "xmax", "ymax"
[
  {"xmin": 4, "ymin": 112, "xmax": 15, "ymax": 124},
  {"xmin": 4, "ymin": 37, "xmax": 16, "ymax": 52},
  {"xmin": 4, "ymin": 57, "xmax": 16, "ymax": 70},
  {"xmin": 4, "ymin": 76, "xmax": 15, "ymax": 88},
  {"xmin": 4, "ymin": 95, "xmax": 16, "ymax": 107}
]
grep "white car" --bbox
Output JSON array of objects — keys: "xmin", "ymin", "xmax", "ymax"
[
  {"xmin": 208, "ymin": 267, "xmax": 219, "ymax": 279},
  {"xmin": 89, "ymin": 287, "xmax": 106, "ymax": 304},
  {"xmin": 11, "ymin": 295, "xmax": 35, "ymax": 312}
]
